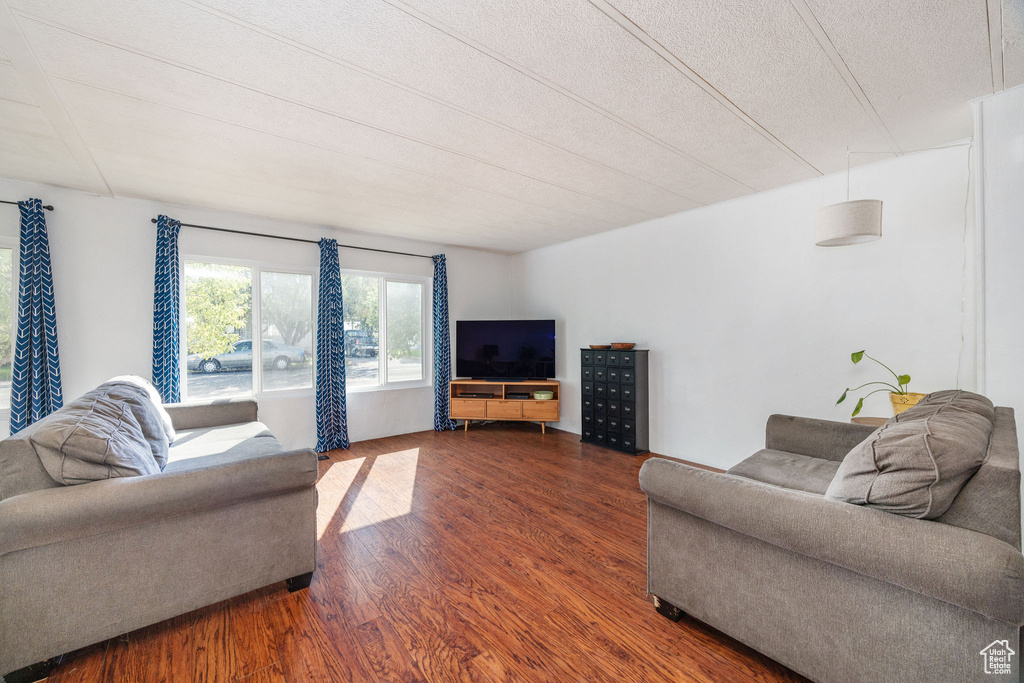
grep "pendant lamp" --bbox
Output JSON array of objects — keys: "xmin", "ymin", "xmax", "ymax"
[{"xmin": 815, "ymin": 148, "xmax": 882, "ymax": 247}]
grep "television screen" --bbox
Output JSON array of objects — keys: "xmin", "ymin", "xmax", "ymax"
[{"xmin": 456, "ymin": 320, "xmax": 556, "ymax": 379}]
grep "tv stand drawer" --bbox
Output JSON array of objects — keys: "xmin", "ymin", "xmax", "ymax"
[
  {"xmin": 451, "ymin": 399, "xmax": 487, "ymax": 418},
  {"xmin": 522, "ymin": 400, "xmax": 558, "ymax": 420},
  {"xmin": 487, "ymin": 400, "xmax": 522, "ymax": 418}
]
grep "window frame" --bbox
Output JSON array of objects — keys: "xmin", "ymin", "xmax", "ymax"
[
  {"xmin": 340, "ymin": 268, "xmax": 433, "ymax": 394},
  {"xmin": 180, "ymin": 255, "xmax": 317, "ymax": 402}
]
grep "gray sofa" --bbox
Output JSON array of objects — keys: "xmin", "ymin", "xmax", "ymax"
[
  {"xmin": 0, "ymin": 394, "xmax": 319, "ymax": 679},
  {"xmin": 641, "ymin": 402, "xmax": 1023, "ymax": 683}
]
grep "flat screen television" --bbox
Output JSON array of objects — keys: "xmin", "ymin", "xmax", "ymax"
[{"xmin": 456, "ymin": 319, "xmax": 556, "ymax": 379}]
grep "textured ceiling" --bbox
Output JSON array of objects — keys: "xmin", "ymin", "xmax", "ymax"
[{"xmin": 0, "ymin": 0, "xmax": 1017, "ymax": 252}]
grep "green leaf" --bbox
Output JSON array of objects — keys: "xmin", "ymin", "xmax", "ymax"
[
  {"xmin": 851, "ymin": 350, "xmax": 865, "ymax": 364},
  {"xmin": 836, "ymin": 389, "xmax": 848, "ymax": 405},
  {"xmin": 897, "ymin": 374, "xmax": 910, "ymax": 386},
  {"xmin": 852, "ymin": 397, "xmax": 864, "ymax": 417}
]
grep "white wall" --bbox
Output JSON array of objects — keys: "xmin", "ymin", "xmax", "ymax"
[
  {"xmin": 976, "ymin": 85, "xmax": 1024, "ymax": 420},
  {"xmin": 0, "ymin": 176, "xmax": 511, "ymax": 448},
  {"xmin": 511, "ymin": 146, "xmax": 977, "ymax": 469},
  {"xmin": 975, "ymin": 85, "xmax": 1024, "ymax": 532}
]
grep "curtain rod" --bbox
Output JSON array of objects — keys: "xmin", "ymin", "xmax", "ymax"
[
  {"xmin": 1, "ymin": 200, "xmax": 54, "ymax": 211},
  {"xmin": 149, "ymin": 218, "xmax": 433, "ymax": 260}
]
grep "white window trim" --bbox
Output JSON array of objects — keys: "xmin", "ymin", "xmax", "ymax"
[
  {"xmin": 180, "ymin": 254, "xmax": 317, "ymax": 402},
  {"xmin": 340, "ymin": 267, "xmax": 433, "ymax": 394}
]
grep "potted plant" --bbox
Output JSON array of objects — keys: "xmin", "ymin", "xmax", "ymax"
[{"xmin": 836, "ymin": 350, "xmax": 925, "ymax": 417}]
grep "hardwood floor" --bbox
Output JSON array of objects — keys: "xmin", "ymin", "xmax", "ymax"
[{"xmin": 43, "ymin": 423, "xmax": 807, "ymax": 683}]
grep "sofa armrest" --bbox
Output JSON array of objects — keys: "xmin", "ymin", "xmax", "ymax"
[
  {"xmin": 164, "ymin": 398, "xmax": 259, "ymax": 430},
  {"xmin": 0, "ymin": 447, "xmax": 318, "ymax": 557},
  {"xmin": 765, "ymin": 414, "xmax": 876, "ymax": 462},
  {"xmin": 639, "ymin": 457, "xmax": 1024, "ymax": 624}
]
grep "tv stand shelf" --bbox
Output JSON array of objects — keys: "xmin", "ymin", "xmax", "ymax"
[{"xmin": 450, "ymin": 379, "xmax": 560, "ymax": 433}]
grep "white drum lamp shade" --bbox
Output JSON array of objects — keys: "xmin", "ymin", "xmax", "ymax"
[{"xmin": 815, "ymin": 199, "xmax": 882, "ymax": 246}]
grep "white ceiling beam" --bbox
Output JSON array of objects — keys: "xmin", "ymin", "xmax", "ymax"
[
  {"xmin": 787, "ymin": 0, "xmax": 902, "ymax": 155},
  {"xmin": 986, "ymin": 0, "xmax": 1004, "ymax": 92},
  {"xmin": 381, "ymin": 0, "xmax": 756, "ymax": 191},
  {"xmin": 182, "ymin": 0, "xmax": 697, "ymax": 207},
  {"xmin": 17, "ymin": 11, "xmax": 650, "ymax": 220},
  {"xmin": 588, "ymin": 0, "xmax": 820, "ymax": 175},
  {"xmin": 0, "ymin": 0, "xmax": 112, "ymax": 196}
]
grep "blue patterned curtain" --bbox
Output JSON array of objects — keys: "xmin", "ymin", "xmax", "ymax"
[
  {"xmin": 152, "ymin": 215, "xmax": 181, "ymax": 402},
  {"xmin": 9, "ymin": 199, "xmax": 63, "ymax": 433},
  {"xmin": 432, "ymin": 254, "xmax": 456, "ymax": 431},
  {"xmin": 316, "ymin": 238, "xmax": 349, "ymax": 451}
]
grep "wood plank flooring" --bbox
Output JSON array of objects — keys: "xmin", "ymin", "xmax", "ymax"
[{"xmin": 42, "ymin": 423, "xmax": 807, "ymax": 683}]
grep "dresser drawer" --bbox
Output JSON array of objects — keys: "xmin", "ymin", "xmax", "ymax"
[
  {"xmin": 486, "ymin": 400, "xmax": 522, "ymax": 418},
  {"xmin": 621, "ymin": 401, "xmax": 635, "ymax": 418},
  {"xmin": 619, "ymin": 352, "xmax": 635, "ymax": 368},
  {"xmin": 582, "ymin": 366, "xmax": 595, "ymax": 381},
  {"xmin": 607, "ymin": 384, "xmax": 620, "ymax": 400},
  {"xmin": 581, "ymin": 349, "xmax": 595, "ymax": 365},
  {"xmin": 451, "ymin": 399, "xmax": 486, "ymax": 418},
  {"xmin": 606, "ymin": 351, "xmax": 621, "ymax": 366},
  {"xmin": 582, "ymin": 381, "xmax": 594, "ymax": 396},
  {"xmin": 594, "ymin": 367, "xmax": 608, "ymax": 382},
  {"xmin": 523, "ymin": 400, "xmax": 558, "ymax": 420},
  {"xmin": 620, "ymin": 369, "xmax": 636, "ymax": 385},
  {"xmin": 594, "ymin": 351, "xmax": 608, "ymax": 365},
  {"xmin": 607, "ymin": 368, "xmax": 620, "ymax": 383}
]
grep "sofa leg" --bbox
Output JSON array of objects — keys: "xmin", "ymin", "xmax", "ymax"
[
  {"xmin": 286, "ymin": 571, "xmax": 314, "ymax": 592},
  {"xmin": 653, "ymin": 595, "xmax": 683, "ymax": 622},
  {"xmin": 3, "ymin": 657, "xmax": 62, "ymax": 683}
]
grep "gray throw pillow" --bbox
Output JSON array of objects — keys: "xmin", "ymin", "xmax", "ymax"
[
  {"xmin": 825, "ymin": 390, "xmax": 994, "ymax": 519},
  {"xmin": 107, "ymin": 374, "xmax": 176, "ymax": 444},
  {"xmin": 97, "ymin": 382, "xmax": 170, "ymax": 468},
  {"xmin": 30, "ymin": 391, "xmax": 160, "ymax": 485}
]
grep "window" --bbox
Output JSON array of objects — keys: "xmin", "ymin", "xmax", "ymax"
[
  {"xmin": 341, "ymin": 272, "xmax": 429, "ymax": 390},
  {"xmin": 386, "ymin": 280, "xmax": 424, "ymax": 383},
  {"xmin": 183, "ymin": 260, "xmax": 313, "ymax": 400},
  {"xmin": 260, "ymin": 271, "xmax": 314, "ymax": 392},
  {"xmin": 0, "ymin": 247, "xmax": 13, "ymax": 432}
]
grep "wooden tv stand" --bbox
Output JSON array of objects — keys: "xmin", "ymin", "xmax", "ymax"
[{"xmin": 449, "ymin": 379, "xmax": 560, "ymax": 433}]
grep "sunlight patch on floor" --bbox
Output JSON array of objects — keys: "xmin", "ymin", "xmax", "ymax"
[{"xmin": 317, "ymin": 448, "xmax": 419, "ymax": 538}]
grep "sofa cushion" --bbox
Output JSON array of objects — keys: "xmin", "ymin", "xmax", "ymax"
[
  {"xmin": 935, "ymin": 406, "xmax": 1022, "ymax": 550},
  {"xmin": 825, "ymin": 390, "xmax": 994, "ymax": 519},
  {"xmin": 728, "ymin": 449, "xmax": 842, "ymax": 495},
  {"xmin": 29, "ymin": 390, "xmax": 161, "ymax": 485},
  {"xmin": 164, "ymin": 422, "xmax": 282, "ymax": 473}
]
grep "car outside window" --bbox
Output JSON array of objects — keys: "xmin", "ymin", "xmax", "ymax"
[{"xmin": 183, "ymin": 262, "xmax": 313, "ymax": 399}]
